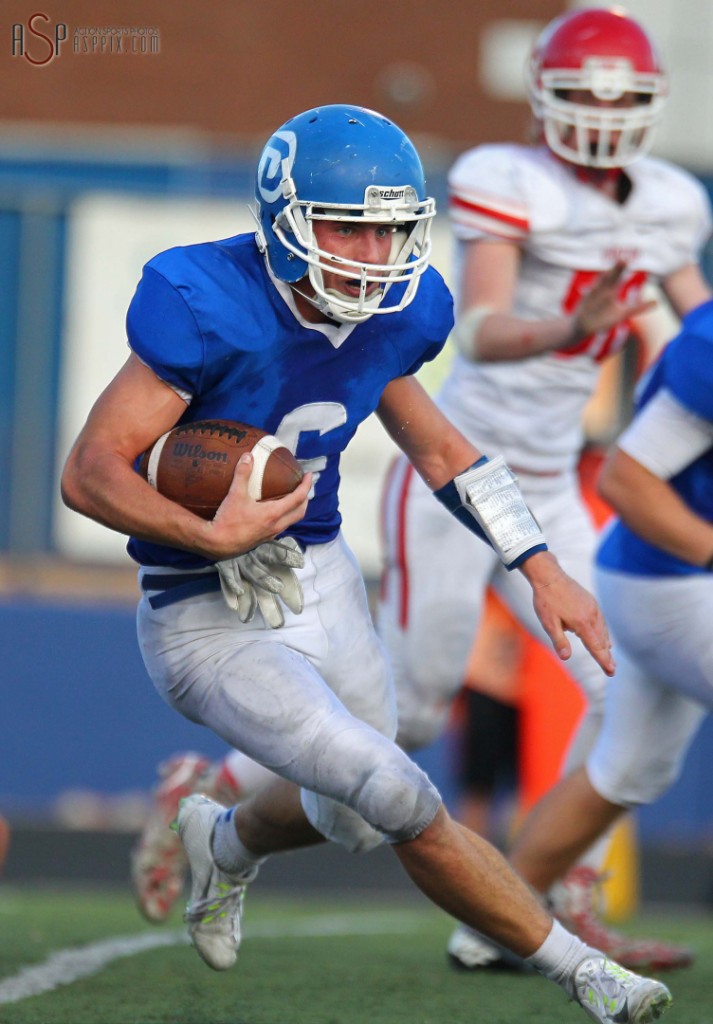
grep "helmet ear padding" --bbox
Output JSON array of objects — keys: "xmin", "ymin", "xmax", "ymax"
[
  {"xmin": 527, "ymin": 9, "xmax": 667, "ymax": 168},
  {"xmin": 254, "ymin": 104, "xmax": 436, "ymax": 322}
]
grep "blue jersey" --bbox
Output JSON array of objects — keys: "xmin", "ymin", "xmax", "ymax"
[
  {"xmin": 126, "ymin": 233, "xmax": 453, "ymax": 568},
  {"xmin": 597, "ymin": 300, "xmax": 713, "ymax": 577}
]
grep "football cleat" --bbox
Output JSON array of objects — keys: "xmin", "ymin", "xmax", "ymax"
[
  {"xmin": 131, "ymin": 752, "xmax": 213, "ymax": 923},
  {"xmin": 573, "ymin": 955, "xmax": 672, "ymax": 1023},
  {"xmin": 447, "ymin": 924, "xmax": 534, "ymax": 972},
  {"xmin": 175, "ymin": 794, "xmax": 255, "ymax": 971},
  {"xmin": 551, "ymin": 867, "xmax": 694, "ymax": 972}
]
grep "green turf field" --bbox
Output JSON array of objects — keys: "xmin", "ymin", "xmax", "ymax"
[{"xmin": 0, "ymin": 885, "xmax": 710, "ymax": 1024}]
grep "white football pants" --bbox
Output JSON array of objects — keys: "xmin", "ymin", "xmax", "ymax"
[
  {"xmin": 137, "ymin": 534, "xmax": 441, "ymax": 853},
  {"xmin": 589, "ymin": 568, "xmax": 712, "ymax": 806},
  {"xmin": 378, "ymin": 456, "xmax": 608, "ymax": 776}
]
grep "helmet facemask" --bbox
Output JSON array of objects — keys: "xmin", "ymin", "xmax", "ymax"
[
  {"xmin": 531, "ymin": 59, "xmax": 666, "ymax": 168},
  {"xmin": 255, "ymin": 105, "xmax": 436, "ymax": 323},
  {"xmin": 272, "ymin": 180, "xmax": 435, "ymax": 324},
  {"xmin": 527, "ymin": 9, "xmax": 668, "ymax": 171}
]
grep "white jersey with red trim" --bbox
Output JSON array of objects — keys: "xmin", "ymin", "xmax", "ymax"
[{"xmin": 439, "ymin": 143, "xmax": 712, "ymax": 474}]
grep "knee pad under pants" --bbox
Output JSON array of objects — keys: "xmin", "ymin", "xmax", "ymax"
[
  {"xmin": 138, "ymin": 580, "xmax": 441, "ymax": 852},
  {"xmin": 301, "ymin": 733, "xmax": 442, "ymax": 852}
]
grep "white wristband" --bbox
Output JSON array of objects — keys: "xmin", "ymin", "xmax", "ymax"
[
  {"xmin": 451, "ymin": 305, "xmax": 494, "ymax": 360},
  {"xmin": 454, "ymin": 455, "xmax": 546, "ymax": 566}
]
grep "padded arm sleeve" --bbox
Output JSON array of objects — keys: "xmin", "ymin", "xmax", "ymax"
[{"xmin": 434, "ymin": 455, "xmax": 548, "ymax": 570}]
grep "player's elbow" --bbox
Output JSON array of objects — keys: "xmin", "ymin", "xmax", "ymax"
[
  {"xmin": 596, "ymin": 451, "xmax": 629, "ymax": 514},
  {"xmin": 596, "ymin": 468, "xmax": 615, "ymax": 509},
  {"xmin": 60, "ymin": 453, "xmax": 84, "ymax": 514},
  {"xmin": 60, "ymin": 443, "xmax": 96, "ymax": 515}
]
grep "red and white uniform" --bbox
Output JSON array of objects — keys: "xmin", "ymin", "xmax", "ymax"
[
  {"xmin": 379, "ymin": 142, "xmax": 711, "ymax": 757},
  {"xmin": 443, "ymin": 143, "xmax": 711, "ymax": 475}
]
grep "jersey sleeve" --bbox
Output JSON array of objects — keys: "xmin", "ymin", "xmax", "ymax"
[
  {"xmin": 665, "ymin": 328, "xmax": 713, "ymax": 420},
  {"xmin": 653, "ymin": 162, "xmax": 713, "ymax": 271},
  {"xmin": 402, "ymin": 337, "xmax": 447, "ymax": 377},
  {"xmin": 447, "ymin": 145, "xmax": 530, "ymax": 243},
  {"xmin": 618, "ymin": 387, "xmax": 713, "ymax": 478},
  {"xmin": 126, "ymin": 264, "xmax": 205, "ymax": 396},
  {"xmin": 398, "ymin": 266, "xmax": 453, "ymax": 376},
  {"xmin": 680, "ymin": 174, "xmax": 713, "ymax": 262}
]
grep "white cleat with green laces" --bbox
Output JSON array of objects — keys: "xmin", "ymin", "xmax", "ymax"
[
  {"xmin": 574, "ymin": 956, "xmax": 673, "ymax": 1024},
  {"xmin": 174, "ymin": 794, "xmax": 254, "ymax": 971}
]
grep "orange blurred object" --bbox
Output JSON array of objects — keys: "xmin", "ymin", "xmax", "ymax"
[
  {"xmin": 519, "ymin": 447, "xmax": 613, "ymax": 811},
  {"xmin": 0, "ymin": 815, "xmax": 10, "ymax": 875},
  {"xmin": 459, "ymin": 448, "xmax": 614, "ymax": 815}
]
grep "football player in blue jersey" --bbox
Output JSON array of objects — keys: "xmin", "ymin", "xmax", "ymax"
[
  {"xmin": 502, "ymin": 301, "xmax": 713, "ymax": 944},
  {"xmin": 61, "ymin": 104, "xmax": 671, "ymax": 1022}
]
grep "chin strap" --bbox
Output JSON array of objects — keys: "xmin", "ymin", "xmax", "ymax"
[{"xmin": 289, "ymin": 282, "xmax": 384, "ymax": 325}]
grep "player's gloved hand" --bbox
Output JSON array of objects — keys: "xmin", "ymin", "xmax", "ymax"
[
  {"xmin": 216, "ymin": 557, "xmax": 258, "ymax": 623},
  {"xmin": 216, "ymin": 537, "xmax": 305, "ymax": 628}
]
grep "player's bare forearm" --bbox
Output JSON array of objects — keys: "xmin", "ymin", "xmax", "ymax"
[
  {"xmin": 600, "ymin": 448, "xmax": 713, "ymax": 567},
  {"xmin": 471, "ymin": 260, "xmax": 660, "ymax": 361},
  {"xmin": 61, "ymin": 354, "xmax": 311, "ymax": 560},
  {"xmin": 62, "ymin": 440, "xmax": 311, "ymax": 560},
  {"xmin": 472, "ymin": 310, "xmax": 580, "ymax": 360},
  {"xmin": 455, "ymin": 244, "xmax": 654, "ymax": 361},
  {"xmin": 62, "ymin": 440, "xmax": 193, "ymax": 542},
  {"xmin": 377, "ymin": 376, "xmax": 482, "ymax": 489},
  {"xmin": 661, "ymin": 262, "xmax": 713, "ymax": 318},
  {"xmin": 520, "ymin": 551, "xmax": 615, "ymax": 676},
  {"xmin": 456, "ymin": 241, "xmax": 577, "ymax": 360}
]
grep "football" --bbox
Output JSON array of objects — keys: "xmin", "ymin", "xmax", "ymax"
[{"xmin": 138, "ymin": 419, "xmax": 304, "ymax": 519}]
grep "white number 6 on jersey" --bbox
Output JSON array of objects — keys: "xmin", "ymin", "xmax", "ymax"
[{"xmin": 275, "ymin": 402, "xmax": 348, "ymax": 494}]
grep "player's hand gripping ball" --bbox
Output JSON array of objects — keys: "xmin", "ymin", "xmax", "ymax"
[{"xmin": 138, "ymin": 419, "xmax": 304, "ymax": 519}]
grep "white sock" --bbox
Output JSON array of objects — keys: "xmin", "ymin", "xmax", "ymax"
[
  {"xmin": 211, "ymin": 807, "xmax": 266, "ymax": 879},
  {"xmin": 526, "ymin": 919, "xmax": 596, "ymax": 999}
]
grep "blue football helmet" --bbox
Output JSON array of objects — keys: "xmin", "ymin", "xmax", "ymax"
[{"xmin": 254, "ymin": 104, "xmax": 435, "ymax": 324}]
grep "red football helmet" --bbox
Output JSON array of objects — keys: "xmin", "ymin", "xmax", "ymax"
[{"xmin": 528, "ymin": 7, "xmax": 668, "ymax": 168}]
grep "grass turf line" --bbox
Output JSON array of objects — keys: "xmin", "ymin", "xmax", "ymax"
[{"xmin": 0, "ymin": 886, "xmax": 711, "ymax": 1024}]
